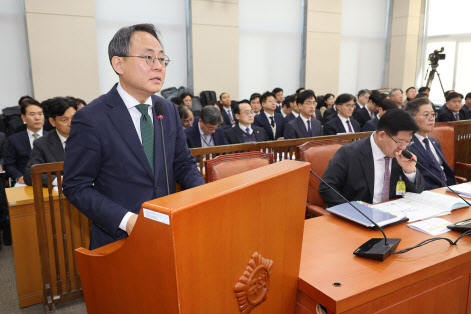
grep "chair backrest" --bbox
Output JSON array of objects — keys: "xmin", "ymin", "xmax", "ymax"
[
  {"xmin": 204, "ymin": 151, "xmax": 274, "ymax": 182},
  {"xmin": 31, "ymin": 162, "xmax": 90, "ymax": 312},
  {"xmin": 296, "ymin": 140, "xmax": 350, "ymax": 208},
  {"xmin": 429, "ymin": 125, "xmax": 455, "ymax": 167}
]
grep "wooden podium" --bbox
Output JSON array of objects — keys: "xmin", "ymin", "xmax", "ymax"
[{"xmin": 75, "ymin": 160, "xmax": 310, "ymax": 313}]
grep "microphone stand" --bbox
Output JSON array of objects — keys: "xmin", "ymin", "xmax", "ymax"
[{"xmin": 157, "ymin": 115, "xmax": 170, "ymax": 195}]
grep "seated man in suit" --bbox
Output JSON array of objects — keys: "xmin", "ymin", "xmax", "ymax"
[
  {"xmin": 436, "ymin": 92, "xmax": 468, "ymax": 122},
  {"xmin": 178, "ymin": 105, "xmax": 194, "ymax": 129},
  {"xmin": 220, "ymin": 92, "xmax": 236, "ymax": 129},
  {"xmin": 284, "ymin": 89, "xmax": 322, "ymax": 139},
  {"xmin": 405, "ymin": 97, "xmax": 457, "ymax": 190},
  {"xmin": 354, "ymin": 89, "xmax": 371, "ymax": 111},
  {"xmin": 250, "ymin": 93, "xmax": 262, "ymax": 116},
  {"xmin": 280, "ymin": 98, "xmax": 292, "ymax": 118},
  {"xmin": 323, "ymin": 93, "xmax": 361, "ymax": 135},
  {"xmin": 24, "ymin": 97, "xmax": 77, "ymax": 186},
  {"xmin": 320, "ymin": 109, "xmax": 425, "ymax": 207},
  {"xmin": 185, "ymin": 105, "xmax": 227, "ymax": 148},
  {"xmin": 353, "ymin": 91, "xmax": 383, "ymax": 128},
  {"xmin": 224, "ymin": 102, "xmax": 268, "ymax": 144},
  {"xmin": 362, "ymin": 99, "xmax": 398, "ymax": 132},
  {"xmin": 284, "ymin": 94, "xmax": 299, "ymax": 124},
  {"xmin": 5, "ymin": 100, "xmax": 46, "ymax": 186},
  {"xmin": 389, "ymin": 88, "xmax": 404, "ymax": 108},
  {"xmin": 462, "ymin": 92, "xmax": 471, "ymax": 114},
  {"xmin": 273, "ymin": 87, "xmax": 284, "ymax": 113},
  {"xmin": 253, "ymin": 91, "xmax": 285, "ymax": 141}
]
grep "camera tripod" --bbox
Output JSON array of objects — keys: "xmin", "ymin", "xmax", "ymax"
[{"xmin": 424, "ymin": 63, "xmax": 445, "ymax": 96}]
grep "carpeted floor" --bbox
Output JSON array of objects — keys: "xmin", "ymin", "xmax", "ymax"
[{"xmin": 0, "ymin": 245, "xmax": 87, "ymax": 313}]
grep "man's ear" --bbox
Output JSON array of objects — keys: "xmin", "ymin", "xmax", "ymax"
[
  {"xmin": 111, "ymin": 56, "xmax": 124, "ymax": 75},
  {"xmin": 235, "ymin": 114, "xmax": 240, "ymax": 121},
  {"xmin": 21, "ymin": 114, "xmax": 26, "ymax": 123},
  {"xmin": 49, "ymin": 117, "xmax": 56, "ymax": 128}
]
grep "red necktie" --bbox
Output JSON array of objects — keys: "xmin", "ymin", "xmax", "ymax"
[
  {"xmin": 381, "ymin": 157, "xmax": 391, "ymax": 202},
  {"xmin": 346, "ymin": 120, "xmax": 353, "ymax": 133}
]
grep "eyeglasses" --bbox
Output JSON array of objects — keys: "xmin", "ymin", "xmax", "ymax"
[
  {"xmin": 419, "ymin": 113, "xmax": 436, "ymax": 120},
  {"xmin": 123, "ymin": 53, "xmax": 170, "ymax": 67},
  {"xmin": 340, "ymin": 104, "xmax": 355, "ymax": 109},
  {"xmin": 240, "ymin": 110, "xmax": 255, "ymax": 116},
  {"xmin": 203, "ymin": 123, "xmax": 219, "ymax": 132},
  {"xmin": 303, "ymin": 101, "xmax": 318, "ymax": 106},
  {"xmin": 385, "ymin": 131, "xmax": 414, "ymax": 147}
]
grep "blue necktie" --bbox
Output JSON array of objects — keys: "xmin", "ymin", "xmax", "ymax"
[
  {"xmin": 307, "ymin": 119, "xmax": 312, "ymax": 137},
  {"xmin": 423, "ymin": 138, "xmax": 447, "ymax": 185}
]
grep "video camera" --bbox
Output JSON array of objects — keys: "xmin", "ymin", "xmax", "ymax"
[{"xmin": 428, "ymin": 47, "xmax": 446, "ymax": 67}]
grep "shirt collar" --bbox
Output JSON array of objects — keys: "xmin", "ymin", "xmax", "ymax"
[
  {"xmin": 56, "ymin": 130, "xmax": 67, "ymax": 144},
  {"xmin": 414, "ymin": 133, "xmax": 427, "ymax": 142},
  {"xmin": 370, "ymin": 133, "xmax": 386, "ymax": 160},
  {"xmin": 292, "ymin": 112, "xmax": 299, "ymax": 117},
  {"xmin": 264, "ymin": 110, "xmax": 274, "ymax": 120},
  {"xmin": 223, "ymin": 107, "xmax": 231, "ymax": 114},
  {"xmin": 117, "ymin": 82, "xmax": 152, "ymax": 109},
  {"xmin": 197, "ymin": 122, "xmax": 206, "ymax": 137},
  {"xmin": 338, "ymin": 114, "xmax": 349, "ymax": 124},
  {"xmin": 299, "ymin": 114, "xmax": 310, "ymax": 124},
  {"xmin": 27, "ymin": 128, "xmax": 43, "ymax": 138},
  {"xmin": 238, "ymin": 123, "xmax": 252, "ymax": 134}
]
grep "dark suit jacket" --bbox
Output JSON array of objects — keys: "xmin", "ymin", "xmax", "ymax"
[
  {"xmin": 253, "ymin": 110, "xmax": 285, "ymax": 141},
  {"xmin": 323, "ymin": 116, "xmax": 361, "ymax": 136},
  {"xmin": 0, "ymin": 132, "xmax": 7, "ymax": 168},
  {"xmin": 409, "ymin": 135, "xmax": 456, "ymax": 190},
  {"xmin": 62, "ymin": 85, "xmax": 204, "ymax": 249},
  {"xmin": 362, "ymin": 117, "xmax": 379, "ymax": 132},
  {"xmin": 284, "ymin": 116, "xmax": 322, "ymax": 139},
  {"xmin": 221, "ymin": 107, "xmax": 236, "ymax": 129},
  {"xmin": 353, "ymin": 107, "xmax": 376, "ymax": 128},
  {"xmin": 5, "ymin": 130, "xmax": 47, "ymax": 180},
  {"xmin": 322, "ymin": 107, "xmax": 337, "ymax": 124},
  {"xmin": 436, "ymin": 107, "xmax": 467, "ymax": 122},
  {"xmin": 224, "ymin": 125, "xmax": 268, "ymax": 144},
  {"xmin": 284, "ymin": 113, "xmax": 297, "ymax": 124},
  {"xmin": 467, "ymin": 110, "xmax": 471, "ymax": 120},
  {"xmin": 184, "ymin": 123, "xmax": 227, "ymax": 148},
  {"xmin": 319, "ymin": 137, "xmax": 425, "ymax": 207},
  {"xmin": 462, "ymin": 105, "xmax": 470, "ymax": 113},
  {"xmin": 24, "ymin": 131, "xmax": 65, "ymax": 186}
]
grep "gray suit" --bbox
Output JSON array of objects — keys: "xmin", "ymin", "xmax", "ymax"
[
  {"xmin": 284, "ymin": 116, "xmax": 322, "ymax": 139},
  {"xmin": 24, "ymin": 131, "xmax": 65, "ymax": 186}
]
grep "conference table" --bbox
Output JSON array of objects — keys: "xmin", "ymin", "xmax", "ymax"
[{"xmin": 296, "ymin": 188, "xmax": 471, "ymax": 313}]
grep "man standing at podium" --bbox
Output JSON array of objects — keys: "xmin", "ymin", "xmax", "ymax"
[{"xmin": 63, "ymin": 24, "xmax": 204, "ymax": 249}]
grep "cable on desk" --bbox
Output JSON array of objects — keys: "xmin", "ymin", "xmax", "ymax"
[{"xmin": 390, "ymin": 230, "xmax": 471, "ymax": 255}]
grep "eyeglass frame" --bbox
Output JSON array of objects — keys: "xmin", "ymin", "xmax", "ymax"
[
  {"xmin": 122, "ymin": 53, "xmax": 170, "ymax": 67},
  {"xmin": 384, "ymin": 131, "xmax": 414, "ymax": 148},
  {"xmin": 417, "ymin": 113, "xmax": 437, "ymax": 120}
]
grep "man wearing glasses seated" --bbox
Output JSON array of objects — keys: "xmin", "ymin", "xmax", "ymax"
[
  {"xmin": 224, "ymin": 101, "xmax": 268, "ymax": 144},
  {"xmin": 323, "ymin": 94, "xmax": 361, "ymax": 136},
  {"xmin": 405, "ymin": 98, "xmax": 457, "ymax": 190},
  {"xmin": 185, "ymin": 105, "xmax": 227, "ymax": 148},
  {"xmin": 319, "ymin": 109, "xmax": 425, "ymax": 207}
]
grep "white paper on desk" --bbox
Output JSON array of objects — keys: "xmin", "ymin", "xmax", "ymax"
[
  {"xmin": 405, "ymin": 191, "xmax": 468, "ymax": 210},
  {"xmin": 408, "ymin": 218, "xmax": 452, "ymax": 236},
  {"xmin": 373, "ymin": 198, "xmax": 448, "ymax": 222},
  {"xmin": 53, "ymin": 186, "xmax": 59, "ymax": 194}
]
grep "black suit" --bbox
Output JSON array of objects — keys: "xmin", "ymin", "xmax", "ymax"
[
  {"xmin": 224, "ymin": 125, "xmax": 268, "ymax": 144},
  {"xmin": 253, "ymin": 110, "xmax": 285, "ymax": 141},
  {"xmin": 436, "ymin": 107, "xmax": 467, "ymax": 122},
  {"xmin": 284, "ymin": 116, "xmax": 322, "ymax": 139},
  {"xmin": 362, "ymin": 117, "xmax": 379, "ymax": 132},
  {"xmin": 284, "ymin": 113, "xmax": 297, "ymax": 124},
  {"xmin": 322, "ymin": 107, "xmax": 337, "ymax": 124},
  {"xmin": 353, "ymin": 107, "xmax": 376, "ymax": 128},
  {"xmin": 221, "ymin": 107, "xmax": 236, "ymax": 129},
  {"xmin": 184, "ymin": 123, "xmax": 227, "ymax": 148},
  {"xmin": 462, "ymin": 105, "xmax": 470, "ymax": 113},
  {"xmin": 24, "ymin": 131, "xmax": 65, "ymax": 186},
  {"xmin": 319, "ymin": 136, "xmax": 425, "ymax": 207},
  {"xmin": 323, "ymin": 116, "xmax": 361, "ymax": 136}
]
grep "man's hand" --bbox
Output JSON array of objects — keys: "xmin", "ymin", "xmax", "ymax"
[
  {"xmin": 277, "ymin": 137, "xmax": 285, "ymax": 141},
  {"xmin": 395, "ymin": 150, "xmax": 416, "ymax": 174},
  {"xmin": 126, "ymin": 213, "xmax": 138, "ymax": 235},
  {"xmin": 17, "ymin": 176, "xmax": 25, "ymax": 184}
]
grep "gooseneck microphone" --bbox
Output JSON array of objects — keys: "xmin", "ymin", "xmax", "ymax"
[
  {"xmin": 299, "ymin": 159, "xmax": 401, "ymax": 261},
  {"xmin": 154, "ymin": 102, "xmax": 170, "ymax": 195},
  {"xmin": 401, "ymin": 150, "xmax": 471, "ymax": 207}
]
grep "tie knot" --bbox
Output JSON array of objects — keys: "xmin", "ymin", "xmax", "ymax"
[
  {"xmin": 346, "ymin": 120, "xmax": 350, "ymax": 124},
  {"xmin": 136, "ymin": 104, "xmax": 150, "ymax": 116},
  {"xmin": 423, "ymin": 137, "xmax": 429, "ymax": 144},
  {"xmin": 384, "ymin": 156, "xmax": 391, "ymax": 163},
  {"xmin": 32, "ymin": 133, "xmax": 39, "ymax": 139},
  {"xmin": 246, "ymin": 127, "xmax": 250, "ymax": 134}
]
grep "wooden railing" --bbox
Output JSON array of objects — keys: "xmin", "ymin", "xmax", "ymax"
[{"xmin": 437, "ymin": 120, "xmax": 471, "ymax": 180}]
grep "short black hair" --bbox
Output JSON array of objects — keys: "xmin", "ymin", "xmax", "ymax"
[
  {"xmin": 238, "ymin": 99, "xmax": 250, "ymax": 105},
  {"xmin": 18, "ymin": 95, "xmax": 34, "ymax": 106},
  {"xmin": 272, "ymin": 87, "xmax": 283, "ymax": 94},
  {"xmin": 446, "ymin": 92, "xmax": 463, "ymax": 102},
  {"xmin": 379, "ymin": 99, "xmax": 399, "ymax": 112},
  {"xmin": 234, "ymin": 101, "xmax": 252, "ymax": 115},
  {"xmin": 42, "ymin": 97, "xmax": 77, "ymax": 119},
  {"xmin": 369, "ymin": 91, "xmax": 387, "ymax": 106},
  {"xmin": 178, "ymin": 105, "xmax": 192, "ymax": 119},
  {"xmin": 250, "ymin": 93, "xmax": 261, "ymax": 102},
  {"xmin": 376, "ymin": 109, "xmax": 419, "ymax": 136},
  {"xmin": 74, "ymin": 98, "xmax": 87, "ymax": 107},
  {"xmin": 200, "ymin": 105, "xmax": 223, "ymax": 125},
  {"xmin": 260, "ymin": 91, "xmax": 275, "ymax": 104},
  {"xmin": 357, "ymin": 89, "xmax": 371, "ymax": 98},
  {"xmin": 466, "ymin": 92, "xmax": 471, "ymax": 100},
  {"xmin": 415, "ymin": 92, "xmax": 429, "ymax": 99},
  {"xmin": 171, "ymin": 96, "xmax": 181, "ymax": 105},
  {"xmin": 296, "ymin": 90, "xmax": 316, "ymax": 105},
  {"xmin": 219, "ymin": 92, "xmax": 228, "ymax": 100},
  {"xmin": 180, "ymin": 92, "xmax": 193, "ymax": 101},
  {"xmin": 284, "ymin": 95, "xmax": 296, "ymax": 107},
  {"xmin": 405, "ymin": 87, "xmax": 416, "ymax": 93},
  {"xmin": 20, "ymin": 99, "xmax": 42, "ymax": 115},
  {"xmin": 444, "ymin": 90, "xmax": 454, "ymax": 98},
  {"xmin": 296, "ymin": 87, "xmax": 305, "ymax": 94},
  {"xmin": 404, "ymin": 97, "xmax": 432, "ymax": 117},
  {"xmin": 418, "ymin": 86, "xmax": 430, "ymax": 93},
  {"xmin": 335, "ymin": 93, "xmax": 355, "ymax": 106}
]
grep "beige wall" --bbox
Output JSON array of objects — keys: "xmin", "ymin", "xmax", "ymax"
[
  {"xmin": 191, "ymin": 0, "xmax": 238, "ymax": 99},
  {"xmin": 388, "ymin": 0, "xmax": 422, "ymax": 90},
  {"xmin": 25, "ymin": 0, "xmax": 99, "ymax": 103},
  {"xmin": 305, "ymin": 0, "xmax": 342, "ymax": 95}
]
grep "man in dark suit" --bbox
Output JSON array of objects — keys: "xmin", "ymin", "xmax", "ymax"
[
  {"xmin": 272, "ymin": 87, "xmax": 283, "ymax": 113},
  {"xmin": 284, "ymin": 90, "xmax": 322, "ymax": 139},
  {"xmin": 225, "ymin": 102, "xmax": 267, "ymax": 144},
  {"xmin": 462, "ymin": 92, "xmax": 471, "ymax": 114},
  {"xmin": 284, "ymin": 94, "xmax": 299, "ymax": 124},
  {"xmin": 0, "ymin": 132, "xmax": 10, "ymax": 246},
  {"xmin": 353, "ymin": 91, "xmax": 383, "ymax": 128},
  {"xmin": 63, "ymin": 24, "xmax": 204, "ymax": 249},
  {"xmin": 323, "ymin": 94, "xmax": 361, "ymax": 135},
  {"xmin": 5, "ymin": 101, "xmax": 46, "ymax": 185},
  {"xmin": 185, "ymin": 105, "xmax": 227, "ymax": 148},
  {"xmin": 220, "ymin": 92, "xmax": 236, "ymax": 129},
  {"xmin": 320, "ymin": 109, "xmax": 425, "ymax": 207},
  {"xmin": 253, "ymin": 91, "xmax": 285, "ymax": 140},
  {"xmin": 354, "ymin": 89, "xmax": 371, "ymax": 111},
  {"xmin": 405, "ymin": 98, "xmax": 457, "ymax": 190},
  {"xmin": 362, "ymin": 99, "xmax": 397, "ymax": 132},
  {"xmin": 24, "ymin": 97, "xmax": 77, "ymax": 186},
  {"xmin": 436, "ymin": 92, "xmax": 467, "ymax": 122}
]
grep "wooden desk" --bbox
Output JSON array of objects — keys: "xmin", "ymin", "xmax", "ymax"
[
  {"xmin": 296, "ymin": 188, "xmax": 471, "ymax": 313},
  {"xmin": 6, "ymin": 186, "xmax": 89, "ymax": 308}
]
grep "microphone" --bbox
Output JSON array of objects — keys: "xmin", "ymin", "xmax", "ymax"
[
  {"xmin": 154, "ymin": 102, "xmax": 170, "ymax": 195},
  {"xmin": 401, "ymin": 150, "xmax": 471, "ymax": 207},
  {"xmin": 299, "ymin": 159, "xmax": 401, "ymax": 261}
]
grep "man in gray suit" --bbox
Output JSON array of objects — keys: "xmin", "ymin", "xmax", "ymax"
[{"xmin": 24, "ymin": 97, "xmax": 77, "ymax": 186}]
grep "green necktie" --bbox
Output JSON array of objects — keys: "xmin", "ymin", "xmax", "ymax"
[
  {"xmin": 135, "ymin": 104, "xmax": 154, "ymax": 173},
  {"xmin": 33, "ymin": 133, "xmax": 39, "ymax": 139}
]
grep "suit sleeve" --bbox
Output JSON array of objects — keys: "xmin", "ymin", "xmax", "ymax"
[
  {"xmin": 403, "ymin": 168, "xmax": 425, "ymax": 193},
  {"xmin": 318, "ymin": 147, "xmax": 349, "ymax": 207},
  {"xmin": 259, "ymin": 128, "xmax": 268, "ymax": 142},
  {"xmin": 323, "ymin": 122, "xmax": 336, "ymax": 136},
  {"xmin": 24, "ymin": 140, "xmax": 56, "ymax": 187},
  {"xmin": 62, "ymin": 111, "xmax": 130, "ymax": 238},
  {"xmin": 4, "ymin": 139, "xmax": 22, "ymax": 180},
  {"xmin": 0, "ymin": 134, "xmax": 6, "ymax": 167},
  {"xmin": 284, "ymin": 122, "xmax": 295, "ymax": 139},
  {"xmin": 224, "ymin": 129, "xmax": 234, "ymax": 144}
]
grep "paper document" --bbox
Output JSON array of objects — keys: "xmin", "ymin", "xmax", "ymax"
[
  {"xmin": 408, "ymin": 218, "xmax": 452, "ymax": 236},
  {"xmin": 447, "ymin": 182, "xmax": 471, "ymax": 198}
]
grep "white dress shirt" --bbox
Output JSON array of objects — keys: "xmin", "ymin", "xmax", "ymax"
[
  {"xmin": 300, "ymin": 115, "xmax": 311, "ymax": 133},
  {"xmin": 198, "ymin": 123, "xmax": 214, "ymax": 147},
  {"xmin": 292, "ymin": 112, "xmax": 299, "ymax": 118},
  {"xmin": 52, "ymin": 130, "xmax": 68, "ymax": 186},
  {"xmin": 238, "ymin": 123, "xmax": 253, "ymax": 135},
  {"xmin": 370, "ymin": 134, "xmax": 416, "ymax": 204},
  {"xmin": 338, "ymin": 115, "xmax": 354, "ymax": 133},
  {"xmin": 27, "ymin": 128, "xmax": 43, "ymax": 149}
]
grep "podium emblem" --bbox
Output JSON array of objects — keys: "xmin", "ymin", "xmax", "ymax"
[{"xmin": 234, "ymin": 252, "xmax": 273, "ymax": 313}]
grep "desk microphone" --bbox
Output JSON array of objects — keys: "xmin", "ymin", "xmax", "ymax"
[
  {"xmin": 154, "ymin": 102, "xmax": 170, "ymax": 195},
  {"xmin": 401, "ymin": 150, "xmax": 471, "ymax": 207},
  {"xmin": 298, "ymin": 159, "xmax": 401, "ymax": 261}
]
